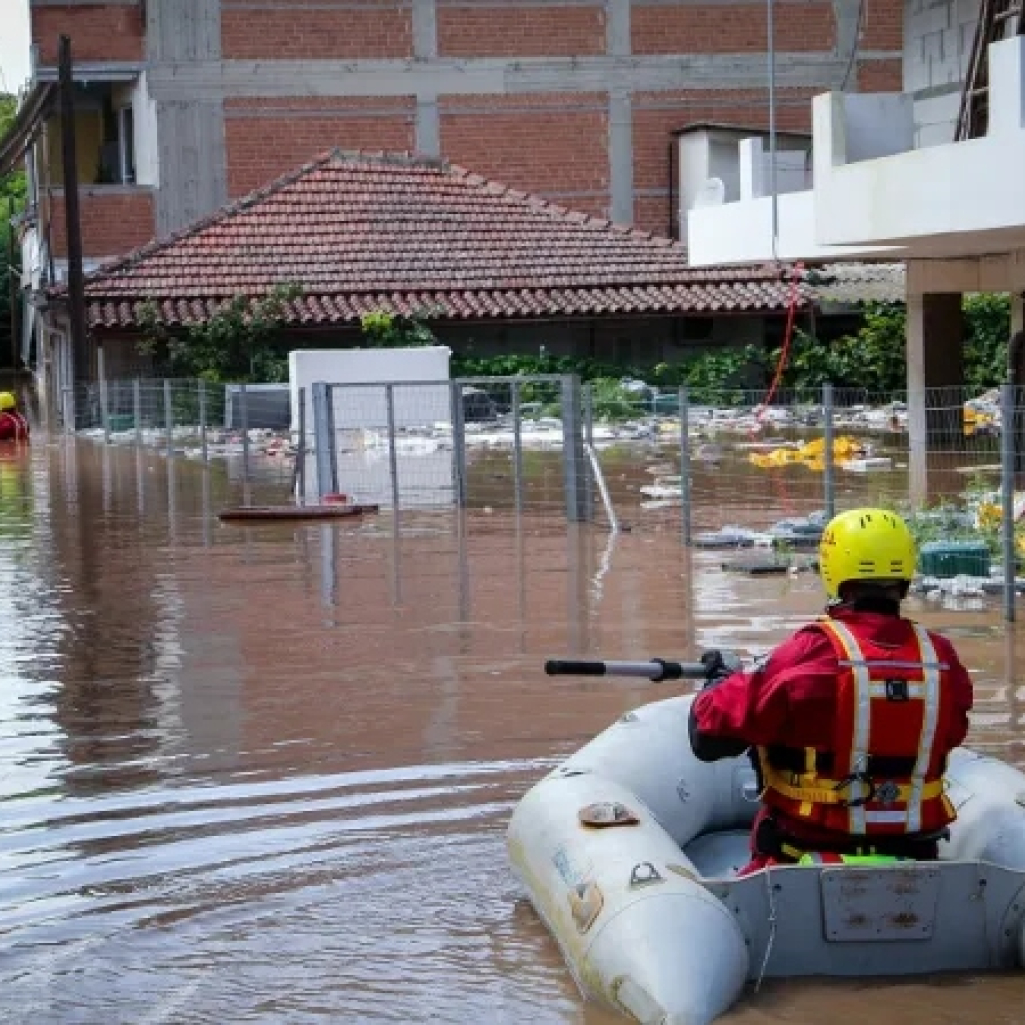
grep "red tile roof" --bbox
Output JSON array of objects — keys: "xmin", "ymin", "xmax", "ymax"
[{"xmin": 78, "ymin": 150, "xmax": 808, "ymax": 328}]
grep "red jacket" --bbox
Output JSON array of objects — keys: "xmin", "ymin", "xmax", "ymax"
[
  {"xmin": 0, "ymin": 411, "xmax": 29, "ymax": 442},
  {"xmin": 691, "ymin": 606, "xmax": 974, "ymax": 850}
]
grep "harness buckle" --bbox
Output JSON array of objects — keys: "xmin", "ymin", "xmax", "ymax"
[
  {"xmin": 834, "ymin": 772, "xmax": 876, "ymax": 808},
  {"xmin": 884, "ymin": 678, "xmax": 910, "ymax": 701}
]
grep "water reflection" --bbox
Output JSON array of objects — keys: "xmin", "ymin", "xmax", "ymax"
[{"xmin": 0, "ymin": 439, "xmax": 1021, "ymax": 1025}]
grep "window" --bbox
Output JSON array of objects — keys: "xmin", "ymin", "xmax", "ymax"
[{"xmin": 45, "ymin": 82, "xmax": 138, "ymax": 186}]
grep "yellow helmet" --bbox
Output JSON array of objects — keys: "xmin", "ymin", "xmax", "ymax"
[
  {"xmin": 0, "ymin": 392, "xmax": 14, "ymax": 411},
  {"xmin": 819, "ymin": 507, "xmax": 917, "ymax": 599}
]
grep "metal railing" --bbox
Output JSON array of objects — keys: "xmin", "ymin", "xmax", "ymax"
[{"xmin": 64, "ymin": 375, "xmax": 1025, "ymax": 620}]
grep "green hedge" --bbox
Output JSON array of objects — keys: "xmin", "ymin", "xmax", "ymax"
[{"xmin": 135, "ymin": 297, "xmax": 1013, "ymax": 402}]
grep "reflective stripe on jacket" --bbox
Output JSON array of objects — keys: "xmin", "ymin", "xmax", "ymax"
[{"xmin": 0, "ymin": 412, "xmax": 29, "ymax": 442}]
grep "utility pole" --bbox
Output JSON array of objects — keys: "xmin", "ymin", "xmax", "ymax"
[
  {"xmin": 58, "ymin": 34, "xmax": 87, "ymax": 428},
  {"xmin": 767, "ymin": 0, "xmax": 778, "ymax": 262},
  {"xmin": 7, "ymin": 195, "xmax": 15, "ymax": 370}
]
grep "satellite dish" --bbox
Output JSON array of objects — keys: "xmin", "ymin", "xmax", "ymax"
[{"xmin": 692, "ymin": 178, "xmax": 725, "ymax": 208}]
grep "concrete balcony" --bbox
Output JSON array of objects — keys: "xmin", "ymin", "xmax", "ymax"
[{"xmin": 688, "ymin": 35, "xmax": 1025, "ymax": 268}]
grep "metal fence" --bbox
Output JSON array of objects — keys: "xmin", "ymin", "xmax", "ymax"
[{"xmin": 64, "ymin": 375, "xmax": 1025, "ymax": 619}]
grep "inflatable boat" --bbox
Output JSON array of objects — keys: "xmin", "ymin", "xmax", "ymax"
[{"xmin": 507, "ymin": 657, "xmax": 1025, "ymax": 1025}]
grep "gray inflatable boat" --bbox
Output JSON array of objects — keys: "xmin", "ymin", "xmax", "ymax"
[{"xmin": 507, "ymin": 659, "xmax": 1025, "ymax": 1025}]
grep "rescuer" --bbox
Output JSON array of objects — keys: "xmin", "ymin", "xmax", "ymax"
[
  {"xmin": 0, "ymin": 392, "xmax": 30, "ymax": 442},
  {"xmin": 689, "ymin": 507, "xmax": 974, "ymax": 874}
]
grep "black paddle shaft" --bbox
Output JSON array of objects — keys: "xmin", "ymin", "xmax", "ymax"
[{"xmin": 544, "ymin": 658, "xmax": 708, "ymax": 682}]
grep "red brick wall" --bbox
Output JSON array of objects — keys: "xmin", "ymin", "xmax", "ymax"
[
  {"xmin": 437, "ymin": 4, "xmax": 605, "ymax": 57},
  {"xmin": 31, "ymin": 4, "xmax": 145, "ymax": 64},
  {"xmin": 220, "ymin": 0, "xmax": 412, "ymax": 59},
  {"xmin": 631, "ymin": 2, "xmax": 836, "ymax": 54},
  {"xmin": 49, "ymin": 189, "xmax": 155, "ymax": 258},
  {"xmin": 860, "ymin": 0, "xmax": 904, "ymax": 50},
  {"xmin": 857, "ymin": 60, "xmax": 904, "ymax": 93},
  {"xmin": 439, "ymin": 93, "xmax": 608, "ymax": 201},
  {"xmin": 224, "ymin": 97, "xmax": 416, "ymax": 196}
]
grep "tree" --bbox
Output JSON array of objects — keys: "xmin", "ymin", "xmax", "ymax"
[
  {"xmin": 1, "ymin": 93, "xmax": 28, "ymax": 368},
  {"xmin": 359, "ymin": 310, "xmax": 440, "ymax": 347},
  {"xmin": 759, "ymin": 297, "xmax": 1013, "ymax": 397},
  {"xmin": 137, "ymin": 283, "xmax": 304, "ymax": 382}
]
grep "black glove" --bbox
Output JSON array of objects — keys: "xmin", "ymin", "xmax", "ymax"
[{"xmin": 699, "ymin": 649, "xmax": 743, "ymax": 689}]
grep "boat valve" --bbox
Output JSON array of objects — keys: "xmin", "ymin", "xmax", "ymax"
[{"xmin": 629, "ymin": 862, "xmax": 664, "ymax": 889}]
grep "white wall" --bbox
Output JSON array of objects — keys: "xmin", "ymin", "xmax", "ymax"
[
  {"xmin": 688, "ymin": 189, "xmax": 893, "ymax": 266},
  {"xmin": 833, "ymin": 93, "xmax": 915, "ymax": 163},
  {"xmin": 132, "ymin": 73, "xmax": 160, "ymax": 188},
  {"xmin": 289, "ymin": 346, "xmax": 453, "ymax": 435},
  {"xmin": 678, "ymin": 133, "xmax": 712, "ymax": 239}
]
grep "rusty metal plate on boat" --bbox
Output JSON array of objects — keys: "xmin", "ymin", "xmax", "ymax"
[
  {"xmin": 578, "ymin": 802, "xmax": 640, "ymax": 827},
  {"xmin": 568, "ymin": 881, "xmax": 604, "ymax": 933},
  {"xmin": 821, "ymin": 867, "xmax": 941, "ymax": 942}
]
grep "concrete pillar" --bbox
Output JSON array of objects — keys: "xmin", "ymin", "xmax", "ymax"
[
  {"xmin": 1007, "ymin": 293, "xmax": 1025, "ymax": 476},
  {"xmin": 906, "ymin": 292, "xmax": 964, "ymax": 505}
]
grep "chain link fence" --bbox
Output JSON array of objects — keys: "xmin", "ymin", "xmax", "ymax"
[{"xmin": 64, "ymin": 375, "xmax": 1025, "ymax": 618}]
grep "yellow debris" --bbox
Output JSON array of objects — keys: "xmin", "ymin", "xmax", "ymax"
[
  {"xmin": 747, "ymin": 435, "xmax": 866, "ymax": 471},
  {"xmin": 963, "ymin": 407, "xmax": 994, "ymax": 438},
  {"xmin": 977, "ymin": 502, "xmax": 1002, "ymax": 531}
]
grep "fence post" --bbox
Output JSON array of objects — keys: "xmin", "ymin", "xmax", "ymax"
[
  {"xmin": 561, "ymin": 375, "xmax": 588, "ymax": 522},
  {"xmin": 450, "ymin": 380, "xmax": 467, "ymax": 508},
  {"xmin": 512, "ymin": 380, "xmax": 524, "ymax": 513},
  {"xmin": 385, "ymin": 384, "xmax": 401, "ymax": 514},
  {"xmin": 98, "ymin": 346, "xmax": 110, "ymax": 444},
  {"xmin": 1001, "ymin": 383, "xmax": 1016, "ymax": 623},
  {"xmin": 312, "ymin": 381, "xmax": 338, "ymax": 499},
  {"xmin": 583, "ymin": 383, "xmax": 595, "ymax": 520},
  {"xmin": 199, "ymin": 379, "xmax": 208, "ymax": 463},
  {"xmin": 823, "ymin": 381, "xmax": 835, "ymax": 522},
  {"xmin": 679, "ymin": 385, "xmax": 692, "ymax": 547},
  {"xmin": 163, "ymin": 379, "xmax": 173, "ymax": 457},
  {"xmin": 296, "ymin": 385, "xmax": 307, "ymax": 504},
  {"xmin": 133, "ymin": 377, "xmax": 142, "ymax": 446},
  {"xmin": 239, "ymin": 383, "xmax": 251, "ymax": 489}
]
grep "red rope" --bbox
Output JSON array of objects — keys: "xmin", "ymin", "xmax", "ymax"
[{"xmin": 756, "ymin": 261, "xmax": 805, "ymax": 420}]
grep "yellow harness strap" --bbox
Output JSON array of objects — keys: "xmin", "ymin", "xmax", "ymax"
[{"xmin": 761, "ymin": 765, "xmax": 946, "ymax": 806}]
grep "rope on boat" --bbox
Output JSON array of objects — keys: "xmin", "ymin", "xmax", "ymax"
[{"xmin": 756, "ymin": 868, "xmax": 779, "ymax": 993}]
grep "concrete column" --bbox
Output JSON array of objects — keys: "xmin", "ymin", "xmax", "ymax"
[
  {"xmin": 1007, "ymin": 293, "xmax": 1025, "ymax": 476},
  {"xmin": 606, "ymin": 0, "xmax": 632, "ymax": 223},
  {"xmin": 413, "ymin": 0, "xmax": 441, "ymax": 157},
  {"xmin": 906, "ymin": 291, "xmax": 964, "ymax": 505}
]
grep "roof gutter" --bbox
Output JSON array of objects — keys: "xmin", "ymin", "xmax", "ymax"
[{"xmin": 0, "ymin": 82, "xmax": 57, "ymax": 180}]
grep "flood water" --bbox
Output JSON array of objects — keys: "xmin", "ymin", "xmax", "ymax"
[{"xmin": 1, "ymin": 437, "xmax": 1023, "ymax": 1024}]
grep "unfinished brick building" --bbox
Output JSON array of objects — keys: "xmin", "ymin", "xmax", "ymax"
[{"xmin": 23, "ymin": 0, "xmax": 902, "ymax": 267}]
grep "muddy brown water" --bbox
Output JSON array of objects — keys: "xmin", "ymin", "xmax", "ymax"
[{"xmin": 0, "ymin": 439, "xmax": 1023, "ymax": 1024}]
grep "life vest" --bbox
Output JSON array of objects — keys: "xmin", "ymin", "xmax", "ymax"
[{"xmin": 757, "ymin": 617, "xmax": 958, "ymax": 837}]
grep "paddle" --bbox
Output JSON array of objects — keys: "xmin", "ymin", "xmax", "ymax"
[{"xmin": 544, "ymin": 658, "xmax": 710, "ymax": 683}]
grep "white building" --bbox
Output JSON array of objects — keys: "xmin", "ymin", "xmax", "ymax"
[{"xmin": 685, "ymin": 0, "xmax": 1025, "ymax": 493}]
